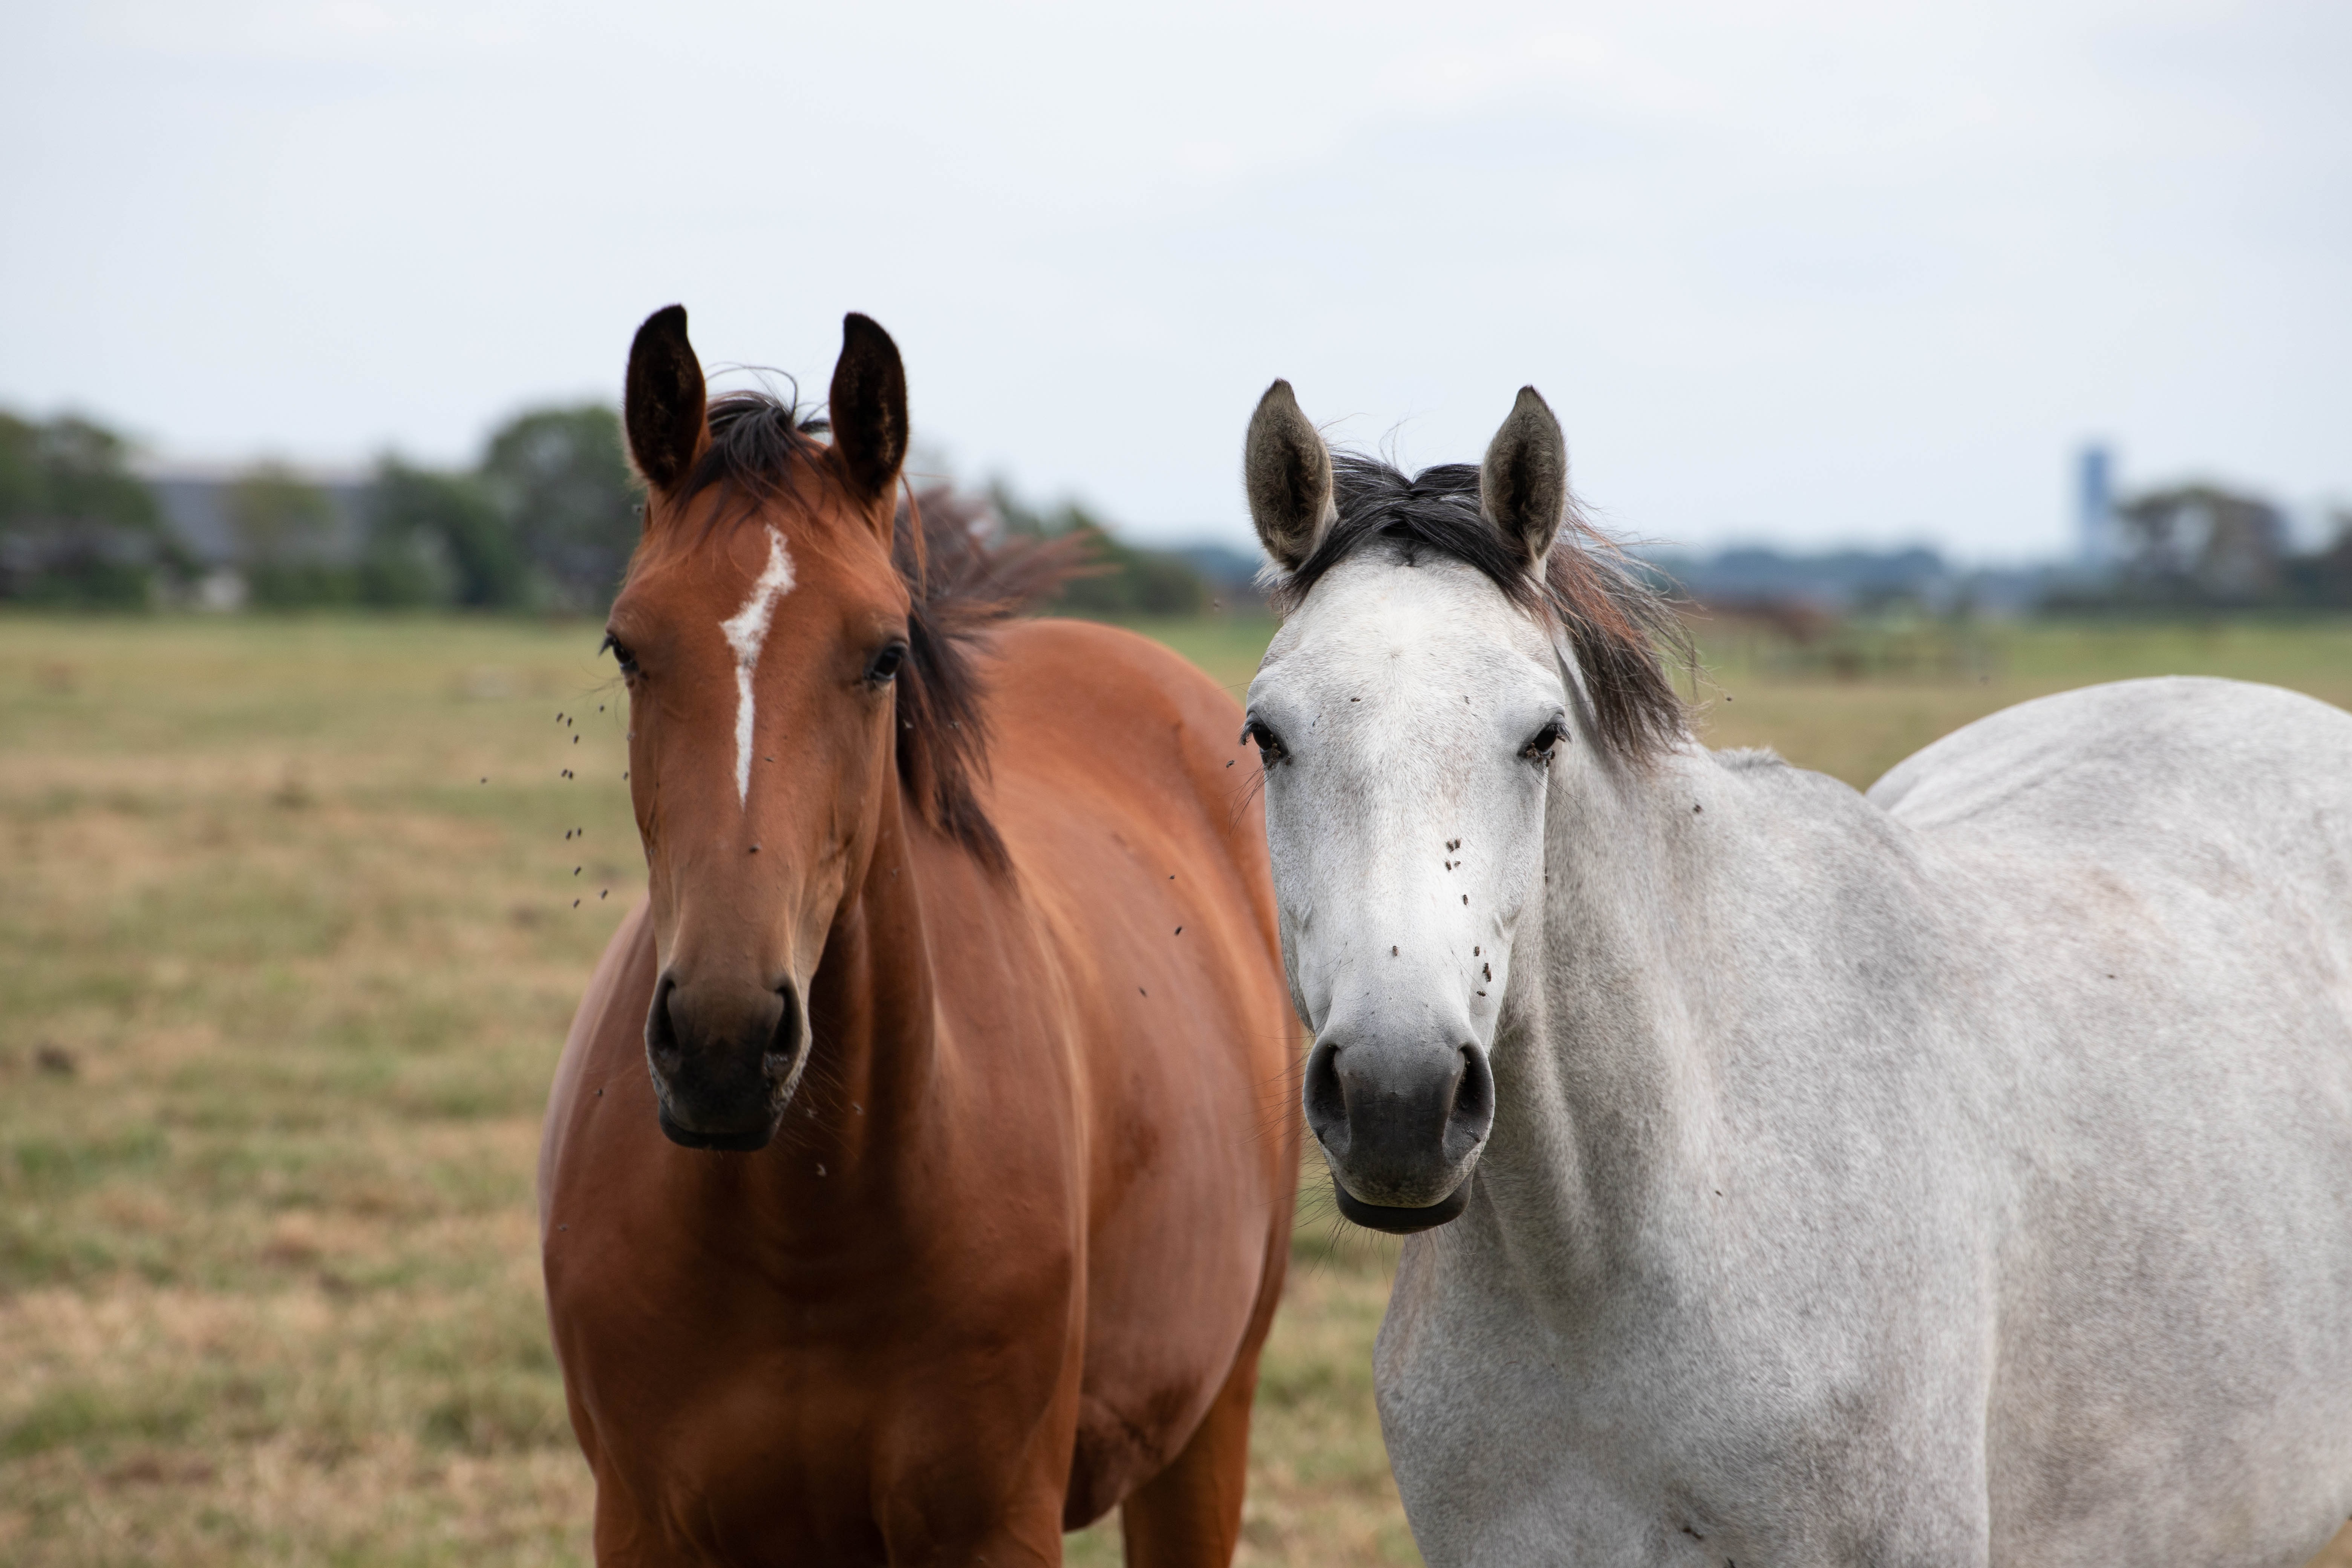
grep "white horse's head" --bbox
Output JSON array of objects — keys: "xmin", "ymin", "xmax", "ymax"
[{"xmin": 1241, "ymin": 381, "xmax": 1683, "ymax": 1233}]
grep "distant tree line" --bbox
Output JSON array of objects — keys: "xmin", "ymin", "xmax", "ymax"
[
  {"xmin": 2049, "ymin": 483, "xmax": 2352, "ymax": 612},
  {"xmin": 246, "ymin": 405, "xmax": 640, "ymax": 612},
  {"xmin": 0, "ymin": 404, "xmax": 1250, "ymax": 618},
  {"xmin": 0, "ymin": 412, "xmax": 191, "ymax": 606},
  {"xmin": 0, "ymin": 404, "xmax": 643, "ymax": 612}
]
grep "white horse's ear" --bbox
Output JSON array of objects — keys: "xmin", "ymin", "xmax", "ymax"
[
  {"xmin": 1480, "ymin": 386, "xmax": 1567, "ymax": 567},
  {"xmin": 1244, "ymin": 379, "xmax": 1334, "ymax": 572}
]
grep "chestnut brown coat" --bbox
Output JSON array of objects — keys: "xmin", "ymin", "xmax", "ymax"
[{"xmin": 539, "ymin": 307, "xmax": 1298, "ymax": 1566}]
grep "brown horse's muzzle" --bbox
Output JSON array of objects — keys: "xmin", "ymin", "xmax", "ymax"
[{"xmin": 645, "ymin": 970, "xmax": 808, "ymax": 1152}]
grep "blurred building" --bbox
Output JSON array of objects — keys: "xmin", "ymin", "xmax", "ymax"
[
  {"xmin": 138, "ymin": 460, "xmax": 369, "ymax": 608},
  {"xmin": 2076, "ymin": 443, "xmax": 2115, "ymax": 571},
  {"xmin": 141, "ymin": 462, "xmax": 370, "ymax": 567}
]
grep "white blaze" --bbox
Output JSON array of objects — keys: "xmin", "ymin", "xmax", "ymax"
[{"xmin": 719, "ymin": 525, "xmax": 796, "ymax": 807}]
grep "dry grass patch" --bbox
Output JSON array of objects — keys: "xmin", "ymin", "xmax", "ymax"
[
  {"xmin": 0, "ymin": 614, "xmax": 1415, "ymax": 1566},
  {"xmin": 2, "ymin": 616, "xmax": 625, "ymax": 1563},
  {"xmin": 6, "ymin": 611, "xmax": 2349, "ymax": 1565}
]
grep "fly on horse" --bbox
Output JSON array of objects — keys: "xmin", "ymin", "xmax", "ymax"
[
  {"xmin": 1237, "ymin": 379, "xmax": 2352, "ymax": 1566},
  {"xmin": 538, "ymin": 306, "xmax": 1298, "ymax": 1566}
]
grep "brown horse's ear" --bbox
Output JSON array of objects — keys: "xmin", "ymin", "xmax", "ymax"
[
  {"xmin": 1243, "ymin": 379, "xmax": 1333, "ymax": 572},
  {"xmin": 829, "ymin": 313, "xmax": 908, "ymax": 503},
  {"xmin": 1479, "ymin": 386, "xmax": 1567, "ymax": 567},
  {"xmin": 624, "ymin": 305, "xmax": 707, "ymax": 497}
]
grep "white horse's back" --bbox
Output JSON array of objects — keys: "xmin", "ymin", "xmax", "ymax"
[
  {"xmin": 1875, "ymin": 676, "xmax": 2352, "ymax": 896},
  {"xmin": 1873, "ymin": 677, "xmax": 2352, "ymax": 1563},
  {"xmin": 1872, "ymin": 674, "xmax": 2352, "ymax": 1084}
]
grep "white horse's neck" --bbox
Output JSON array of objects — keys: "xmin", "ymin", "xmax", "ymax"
[{"xmin": 1484, "ymin": 728, "xmax": 1883, "ymax": 1293}]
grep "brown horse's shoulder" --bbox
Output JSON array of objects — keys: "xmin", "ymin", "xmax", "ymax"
[
  {"xmin": 995, "ymin": 614, "xmax": 1205, "ymax": 674},
  {"xmin": 983, "ymin": 615, "xmax": 1269, "ymax": 888},
  {"xmin": 537, "ymin": 900, "xmax": 659, "ymax": 1232}
]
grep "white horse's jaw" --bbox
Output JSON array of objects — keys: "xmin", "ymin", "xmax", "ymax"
[{"xmin": 719, "ymin": 525, "xmax": 796, "ymax": 808}]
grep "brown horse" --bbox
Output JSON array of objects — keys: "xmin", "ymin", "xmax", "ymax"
[{"xmin": 538, "ymin": 305, "xmax": 1299, "ymax": 1566}]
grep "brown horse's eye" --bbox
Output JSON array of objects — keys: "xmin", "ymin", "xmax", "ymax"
[
  {"xmin": 601, "ymin": 632, "xmax": 640, "ymax": 677},
  {"xmin": 864, "ymin": 641, "xmax": 908, "ymax": 686}
]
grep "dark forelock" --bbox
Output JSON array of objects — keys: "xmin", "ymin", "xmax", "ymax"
[{"xmin": 1268, "ymin": 452, "xmax": 1690, "ymax": 763}]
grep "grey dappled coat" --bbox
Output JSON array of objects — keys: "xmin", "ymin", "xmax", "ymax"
[{"xmin": 1242, "ymin": 383, "xmax": 2352, "ymax": 1567}]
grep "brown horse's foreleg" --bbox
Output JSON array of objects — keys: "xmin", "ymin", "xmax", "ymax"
[{"xmin": 1116, "ymin": 1349, "xmax": 1262, "ymax": 1568}]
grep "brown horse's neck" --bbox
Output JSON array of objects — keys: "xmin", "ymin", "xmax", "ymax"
[{"xmin": 795, "ymin": 781, "xmax": 943, "ymax": 1189}]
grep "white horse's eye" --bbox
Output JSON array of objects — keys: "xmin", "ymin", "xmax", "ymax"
[
  {"xmin": 1242, "ymin": 717, "xmax": 1288, "ymax": 764},
  {"xmin": 1522, "ymin": 720, "xmax": 1565, "ymax": 762}
]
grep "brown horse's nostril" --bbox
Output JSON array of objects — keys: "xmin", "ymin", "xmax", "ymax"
[
  {"xmin": 767, "ymin": 982, "xmax": 805, "ymax": 1074},
  {"xmin": 646, "ymin": 971, "xmax": 684, "ymax": 1076},
  {"xmin": 647, "ymin": 970, "xmax": 799, "ymax": 1152}
]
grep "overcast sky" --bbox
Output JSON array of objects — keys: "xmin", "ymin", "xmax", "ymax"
[{"xmin": 2, "ymin": 1, "xmax": 2345, "ymax": 559}]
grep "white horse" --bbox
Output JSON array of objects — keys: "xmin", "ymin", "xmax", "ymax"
[{"xmin": 1238, "ymin": 380, "xmax": 2352, "ymax": 1567}]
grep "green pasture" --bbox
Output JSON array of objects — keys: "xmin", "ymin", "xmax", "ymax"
[{"xmin": 2, "ymin": 611, "xmax": 2348, "ymax": 1564}]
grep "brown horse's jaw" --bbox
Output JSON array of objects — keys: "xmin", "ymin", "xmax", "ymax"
[{"xmin": 655, "ymin": 1104, "xmax": 780, "ymax": 1153}]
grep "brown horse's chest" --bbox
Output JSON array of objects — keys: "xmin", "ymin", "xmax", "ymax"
[
  {"xmin": 620, "ymin": 1348, "xmax": 1050, "ymax": 1562},
  {"xmin": 549, "ymin": 1158, "xmax": 1088, "ymax": 1561}
]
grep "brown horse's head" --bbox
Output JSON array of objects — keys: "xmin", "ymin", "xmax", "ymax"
[{"xmin": 604, "ymin": 305, "xmax": 934, "ymax": 1152}]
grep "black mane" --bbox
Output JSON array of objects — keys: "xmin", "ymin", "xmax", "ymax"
[
  {"xmin": 668, "ymin": 390, "xmax": 1078, "ymax": 871},
  {"xmin": 1270, "ymin": 453, "xmax": 1689, "ymax": 762},
  {"xmin": 883, "ymin": 485, "xmax": 1082, "ymax": 873}
]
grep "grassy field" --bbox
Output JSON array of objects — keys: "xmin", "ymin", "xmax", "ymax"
[{"xmin": 3, "ymin": 609, "xmax": 2350, "ymax": 1565}]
